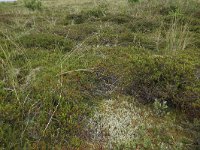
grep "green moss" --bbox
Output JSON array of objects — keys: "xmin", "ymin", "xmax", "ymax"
[
  {"xmin": 18, "ymin": 33, "xmax": 73, "ymax": 51},
  {"xmin": 64, "ymin": 23, "xmax": 97, "ymax": 41},
  {"xmin": 0, "ymin": 14, "xmax": 15, "ymax": 25},
  {"xmin": 102, "ymin": 14, "xmax": 131, "ymax": 24},
  {"xmin": 0, "ymin": 65, "xmax": 94, "ymax": 148},
  {"xmin": 159, "ymin": 5, "xmax": 178, "ymax": 15},
  {"xmin": 86, "ymin": 32, "xmax": 117, "ymax": 46},
  {"xmin": 128, "ymin": 0, "xmax": 140, "ymax": 3},
  {"xmin": 24, "ymin": 0, "xmax": 42, "ymax": 11},
  {"xmin": 126, "ymin": 18, "xmax": 160, "ymax": 33},
  {"xmin": 86, "ymin": 31, "xmax": 156, "ymax": 50},
  {"xmin": 190, "ymin": 25, "xmax": 200, "ymax": 34},
  {"xmin": 86, "ymin": 7, "xmax": 106, "ymax": 18},
  {"xmin": 0, "ymin": 39, "xmax": 14, "ymax": 50},
  {"xmin": 65, "ymin": 14, "xmax": 87, "ymax": 25},
  {"xmin": 64, "ymin": 7, "xmax": 106, "ymax": 25}
]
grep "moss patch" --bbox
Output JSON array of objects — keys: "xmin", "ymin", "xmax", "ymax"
[{"xmin": 18, "ymin": 33, "xmax": 73, "ymax": 51}]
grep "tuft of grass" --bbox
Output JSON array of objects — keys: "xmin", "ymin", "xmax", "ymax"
[{"xmin": 164, "ymin": 17, "xmax": 191, "ymax": 51}]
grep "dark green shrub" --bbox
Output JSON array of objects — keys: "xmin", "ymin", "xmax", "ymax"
[
  {"xmin": 65, "ymin": 14, "xmax": 87, "ymax": 25},
  {"xmin": 86, "ymin": 32, "xmax": 117, "ymax": 46},
  {"xmin": 126, "ymin": 19, "xmax": 160, "ymax": 33},
  {"xmin": 86, "ymin": 8, "xmax": 105, "ymax": 18},
  {"xmin": 193, "ymin": 34, "xmax": 200, "ymax": 48},
  {"xmin": 159, "ymin": 5, "xmax": 178, "ymax": 15},
  {"xmin": 118, "ymin": 33, "xmax": 157, "ymax": 49},
  {"xmin": 86, "ymin": 31, "xmax": 156, "ymax": 49},
  {"xmin": 0, "ymin": 67, "xmax": 95, "ymax": 148},
  {"xmin": 128, "ymin": 0, "xmax": 140, "ymax": 3},
  {"xmin": 18, "ymin": 33, "xmax": 73, "ymax": 51},
  {"xmin": 0, "ymin": 14, "xmax": 14, "ymax": 25},
  {"xmin": 65, "ymin": 7, "xmax": 107, "ymax": 25},
  {"xmin": 24, "ymin": 0, "xmax": 42, "ymax": 11},
  {"xmin": 51, "ymin": 23, "xmax": 97, "ymax": 41},
  {"xmin": 64, "ymin": 24, "xmax": 97, "ymax": 41},
  {"xmin": 0, "ymin": 39, "xmax": 16, "ymax": 50},
  {"xmin": 127, "ymin": 54, "xmax": 200, "ymax": 116},
  {"xmin": 102, "ymin": 14, "xmax": 131, "ymax": 24}
]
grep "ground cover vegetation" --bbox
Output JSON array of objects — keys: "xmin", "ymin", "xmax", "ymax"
[{"xmin": 0, "ymin": 0, "xmax": 200, "ymax": 149}]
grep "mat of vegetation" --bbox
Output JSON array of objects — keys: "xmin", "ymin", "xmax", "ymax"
[{"xmin": 0, "ymin": 0, "xmax": 200, "ymax": 149}]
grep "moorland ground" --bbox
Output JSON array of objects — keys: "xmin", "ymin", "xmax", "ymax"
[{"xmin": 0, "ymin": 0, "xmax": 200, "ymax": 149}]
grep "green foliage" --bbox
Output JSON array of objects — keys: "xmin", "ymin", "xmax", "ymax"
[
  {"xmin": 0, "ymin": 14, "xmax": 14, "ymax": 25},
  {"xmin": 1, "ymin": 0, "xmax": 200, "ymax": 148},
  {"xmin": 0, "ymin": 39, "xmax": 14, "ymax": 50},
  {"xmin": 86, "ymin": 31, "xmax": 156, "ymax": 50},
  {"xmin": 153, "ymin": 99, "xmax": 168, "ymax": 116},
  {"xmin": 159, "ymin": 5, "xmax": 179, "ymax": 15},
  {"xmin": 127, "ymin": 54, "xmax": 200, "ymax": 115},
  {"xmin": 24, "ymin": 0, "xmax": 42, "ymax": 11},
  {"xmin": 86, "ymin": 7, "xmax": 106, "ymax": 18},
  {"xmin": 128, "ymin": 0, "xmax": 140, "ymax": 3},
  {"xmin": 18, "ymin": 33, "xmax": 73, "ymax": 51},
  {"xmin": 63, "ymin": 24, "xmax": 97, "ymax": 41},
  {"xmin": 102, "ymin": 14, "xmax": 131, "ymax": 24},
  {"xmin": 65, "ymin": 14, "xmax": 87, "ymax": 25},
  {"xmin": 65, "ymin": 6, "xmax": 106, "ymax": 25},
  {"xmin": 126, "ymin": 19, "xmax": 160, "ymax": 33},
  {"xmin": 88, "ymin": 97, "xmax": 194, "ymax": 149},
  {"xmin": 0, "ymin": 67, "xmax": 93, "ymax": 148}
]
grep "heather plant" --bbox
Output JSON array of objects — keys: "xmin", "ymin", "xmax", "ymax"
[
  {"xmin": 127, "ymin": 53, "xmax": 200, "ymax": 116},
  {"xmin": 24, "ymin": 0, "xmax": 42, "ymax": 11},
  {"xmin": 18, "ymin": 33, "xmax": 73, "ymax": 51},
  {"xmin": 128, "ymin": 0, "xmax": 140, "ymax": 3}
]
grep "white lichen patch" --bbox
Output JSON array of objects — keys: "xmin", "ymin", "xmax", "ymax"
[
  {"xmin": 87, "ymin": 97, "xmax": 154, "ymax": 149},
  {"xmin": 86, "ymin": 97, "xmax": 193, "ymax": 149}
]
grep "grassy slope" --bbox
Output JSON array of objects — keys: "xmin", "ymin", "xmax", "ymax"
[{"xmin": 0, "ymin": 0, "xmax": 200, "ymax": 149}]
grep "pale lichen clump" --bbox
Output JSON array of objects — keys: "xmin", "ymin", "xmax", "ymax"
[
  {"xmin": 86, "ymin": 97, "xmax": 190, "ymax": 149},
  {"xmin": 87, "ymin": 98, "xmax": 153, "ymax": 149}
]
